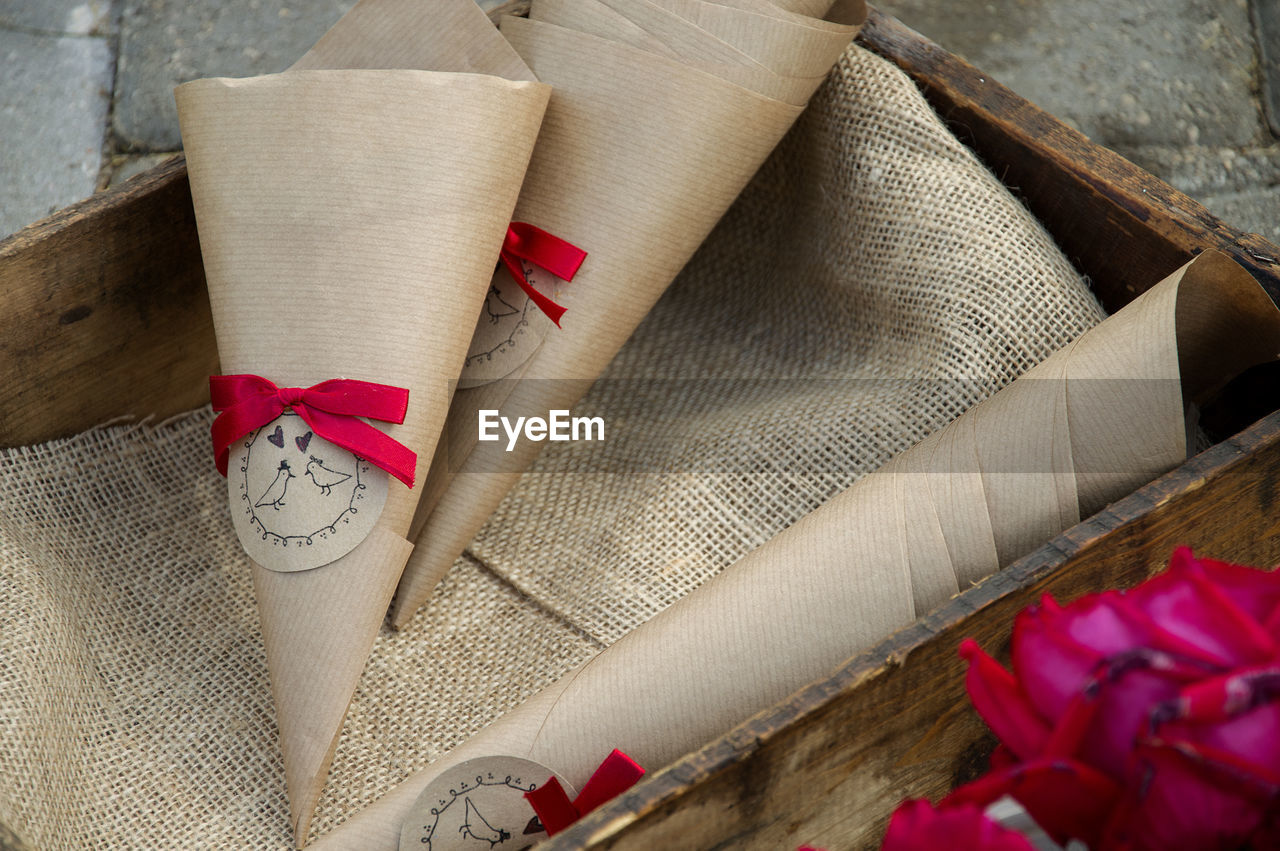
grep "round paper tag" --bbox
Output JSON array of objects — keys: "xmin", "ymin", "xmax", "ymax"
[
  {"xmin": 399, "ymin": 756, "xmax": 575, "ymax": 851},
  {"xmin": 458, "ymin": 262, "xmax": 560, "ymax": 389},
  {"xmin": 228, "ymin": 410, "xmax": 388, "ymax": 572}
]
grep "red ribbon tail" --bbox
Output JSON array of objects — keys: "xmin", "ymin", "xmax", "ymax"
[
  {"xmin": 524, "ymin": 776, "xmax": 580, "ymax": 838},
  {"xmin": 573, "ymin": 749, "xmax": 645, "ymax": 815},
  {"xmin": 507, "ymin": 222, "xmax": 587, "ymax": 281},
  {"xmin": 524, "ymin": 751, "xmax": 645, "ymax": 838},
  {"xmin": 501, "ymin": 252, "xmax": 568, "ymax": 327}
]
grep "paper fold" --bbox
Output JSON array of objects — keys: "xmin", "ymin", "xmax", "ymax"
[{"xmin": 310, "ymin": 252, "xmax": 1280, "ymax": 850}]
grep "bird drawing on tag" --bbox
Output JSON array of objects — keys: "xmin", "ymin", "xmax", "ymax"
[
  {"xmin": 305, "ymin": 455, "xmax": 352, "ymax": 496},
  {"xmin": 255, "ymin": 460, "xmax": 294, "ymax": 509},
  {"xmin": 459, "ymin": 797, "xmax": 510, "ymax": 848},
  {"xmin": 484, "ymin": 283, "xmax": 520, "ymax": 324}
]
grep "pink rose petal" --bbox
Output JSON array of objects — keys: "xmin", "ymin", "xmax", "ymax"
[
  {"xmin": 944, "ymin": 757, "xmax": 1121, "ymax": 849},
  {"xmin": 882, "ymin": 799, "xmax": 1036, "ymax": 851}
]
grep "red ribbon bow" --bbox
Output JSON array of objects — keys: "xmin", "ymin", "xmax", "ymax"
[
  {"xmin": 524, "ymin": 750, "xmax": 644, "ymax": 837},
  {"xmin": 210, "ymin": 374, "xmax": 417, "ymax": 488},
  {"xmin": 501, "ymin": 222, "xmax": 587, "ymax": 327}
]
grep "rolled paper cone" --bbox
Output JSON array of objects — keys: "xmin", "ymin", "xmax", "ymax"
[
  {"xmin": 176, "ymin": 68, "xmax": 549, "ymax": 845},
  {"xmin": 394, "ymin": 2, "xmax": 861, "ymax": 627},
  {"xmin": 772, "ymin": 0, "xmax": 843, "ymax": 19},
  {"xmin": 289, "ymin": 0, "xmax": 534, "ymax": 78},
  {"xmin": 531, "ymin": 0, "xmax": 829, "ymax": 105},
  {"xmin": 651, "ymin": 0, "xmax": 863, "ymax": 78},
  {"xmin": 531, "ymin": 0, "xmax": 684, "ymax": 60},
  {"xmin": 312, "ymin": 250, "xmax": 1280, "ymax": 851}
]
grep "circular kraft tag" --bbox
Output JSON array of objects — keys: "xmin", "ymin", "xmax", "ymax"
[
  {"xmin": 228, "ymin": 410, "xmax": 388, "ymax": 572},
  {"xmin": 399, "ymin": 756, "xmax": 575, "ymax": 851},
  {"xmin": 458, "ymin": 262, "xmax": 560, "ymax": 389}
]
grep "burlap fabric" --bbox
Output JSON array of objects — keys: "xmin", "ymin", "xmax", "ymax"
[{"xmin": 0, "ymin": 44, "xmax": 1104, "ymax": 849}]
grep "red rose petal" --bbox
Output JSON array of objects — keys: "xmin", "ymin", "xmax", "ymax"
[
  {"xmin": 960, "ymin": 639, "xmax": 1052, "ymax": 761},
  {"xmin": 944, "ymin": 758, "xmax": 1121, "ymax": 849},
  {"xmin": 882, "ymin": 799, "xmax": 1036, "ymax": 851},
  {"xmin": 1105, "ymin": 740, "xmax": 1280, "ymax": 851}
]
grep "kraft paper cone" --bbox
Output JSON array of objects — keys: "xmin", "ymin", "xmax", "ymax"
[
  {"xmin": 651, "ymin": 0, "xmax": 861, "ymax": 78},
  {"xmin": 176, "ymin": 69, "xmax": 549, "ymax": 844},
  {"xmin": 530, "ymin": 0, "xmax": 682, "ymax": 59},
  {"xmin": 771, "ymin": 0, "xmax": 842, "ymax": 19},
  {"xmin": 290, "ymin": 0, "xmax": 534, "ymax": 79},
  {"xmin": 310, "ymin": 250, "xmax": 1280, "ymax": 851},
  {"xmin": 530, "ymin": 0, "xmax": 825, "ymax": 105},
  {"xmin": 394, "ymin": 0, "xmax": 862, "ymax": 627}
]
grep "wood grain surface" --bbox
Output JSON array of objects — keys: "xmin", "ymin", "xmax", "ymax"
[{"xmin": 0, "ymin": 155, "xmax": 215, "ymax": 446}]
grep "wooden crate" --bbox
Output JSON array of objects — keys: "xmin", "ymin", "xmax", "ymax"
[{"xmin": 2, "ymin": 7, "xmax": 1278, "ymax": 850}]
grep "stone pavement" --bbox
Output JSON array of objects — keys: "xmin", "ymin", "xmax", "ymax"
[
  {"xmin": 0, "ymin": 0, "xmax": 1277, "ymax": 242},
  {"xmin": 876, "ymin": 0, "xmax": 1280, "ymax": 240}
]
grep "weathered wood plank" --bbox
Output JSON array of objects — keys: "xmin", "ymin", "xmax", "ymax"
[
  {"xmin": 0, "ymin": 156, "xmax": 215, "ymax": 447},
  {"xmin": 551, "ymin": 409, "xmax": 1280, "ymax": 850}
]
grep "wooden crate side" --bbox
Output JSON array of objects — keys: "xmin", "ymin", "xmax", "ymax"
[
  {"xmin": 550, "ymin": 409, "xmax": 1280, "ymax": 850},
  {"xmin": 0, "ymin": 156, "xmax": 216, "ymax": 446},
  {"xmin": 855, "ymin": 10, "xmax": 1280, "ymax": 313}
]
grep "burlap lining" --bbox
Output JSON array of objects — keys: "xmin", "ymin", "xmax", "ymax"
[{"xmin": 0, "ymin": 44, "xmax": 1104, "ymax": 849}]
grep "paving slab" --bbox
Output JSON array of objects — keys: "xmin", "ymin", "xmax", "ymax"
[
  {"xmin": 0, "ymin": 28, "xmax": 113, "ymax": 238},
  {"xmin": 0, "ymin": 0, "xmax": 114, "ymax": 35},
  {"xmin": 1201, "ymin": 186, "xmax": 1280, "ymax": 241},
  {"xmin": 113, "ymin": 0, "xmax": 358, "ymax": 151},
  {"xmin": 1120, "ymin": 143, "xmax": 1280, "ymax": 198},
  {"xmin": 875, "ymin": 0, "xmax": 1262, "ymax": 149}
]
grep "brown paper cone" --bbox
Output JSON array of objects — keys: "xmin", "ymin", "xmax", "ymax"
[
  {"xmin": 529, "ymin": 0, "xmax": 831, "ymax": 105},
  {"xmin": 310, "ymin": 249, "xmax": 1280, "ymax": 851},
  {"xmin": 771, "ymin": 0, "xmax": 843, "ymax": 19},
  {"xmin": 651, "ymin": 0, "xmax": 862, "ymax": 78},
  {"xmin": 393, "ymin": 1, "xmax": 860, "ymax": 626},
  {"xmin": 530, "ymin": 0, "xmax": 682, "ymax": 59},
  {"xmin": 290, "ymin": 0, "xmax": 534, "ymax": 79},
  {"xmin": 176, "ymin": 69, "xmax": 549, "ymax": 844}
]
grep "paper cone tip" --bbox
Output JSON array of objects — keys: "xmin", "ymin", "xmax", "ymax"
[
  {"xmin": 253, "ymin": 529, "xmax": 414, "ymax": 845},
  {"xmin": 292, "ymin": 787, "xmax": 321, "ymax": 848}
]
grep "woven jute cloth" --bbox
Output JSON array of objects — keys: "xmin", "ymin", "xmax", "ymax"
[{"xmin": 0, "ymin": 44, "xmax": 1104, "ymax": 849}]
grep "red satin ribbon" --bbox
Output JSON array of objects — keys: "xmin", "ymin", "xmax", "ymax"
[
  {"xmin": 209, "ymin": 374, "xmax": 417, "ymax": 488},
  {"xmin": 524, "ymin": 750, "xmax": 645, "ymax": 837},
  {"xmin": 500, "ymin": 222, "xmax": 587, "ymax": 327}
]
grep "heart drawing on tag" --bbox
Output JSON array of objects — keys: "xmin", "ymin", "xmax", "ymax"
[
  {"xmin": 267, "ymin": 425, "xmax": 284, "ymax": 448},
  {"xmin": 295, "ymin": 431, "xmax": 313, "ymax": 453}
]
